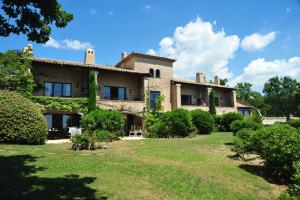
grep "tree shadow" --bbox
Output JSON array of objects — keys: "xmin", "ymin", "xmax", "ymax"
[
  {"xmin": 239, "ymin": 164, "xmax": 288, "ymax": 185},
  {"xmin": 0, "ymin": 155, "xmax": 102, "ymax": 199}
]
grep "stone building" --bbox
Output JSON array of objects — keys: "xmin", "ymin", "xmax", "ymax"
[{"xmin": 31, "ymin": 48, "xmax": 237, "ymax": 136}]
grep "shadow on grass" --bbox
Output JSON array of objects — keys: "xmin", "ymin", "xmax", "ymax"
[
  {"xmin": 224, "ymin": 142, "xmax": 234, "ymax": 146},
  {"xmin": 239, "ymin": 164, "xmax": 288, "ymax": 185},
  {"xmin": 0, "ymin": 155, "xmax": 103, "ymax": 200}
]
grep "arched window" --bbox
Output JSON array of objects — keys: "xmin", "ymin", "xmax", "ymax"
[
  {"xmin": 149, "ymin": 68, "xmax": 154, "ymax": 77},
  {"xmin": 155, "ymin": 69, "xmax": 160, "ymax": 78}
]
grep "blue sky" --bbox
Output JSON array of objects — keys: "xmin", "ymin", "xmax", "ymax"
[{"xmin": 1, "ymin": 0, "xmax": 300, "ymax": 91}]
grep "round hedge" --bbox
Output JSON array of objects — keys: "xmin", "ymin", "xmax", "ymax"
[
  {"xmin": 0, "ymin": 90, "xmax": 48, "ymax": 144},
  {"xmin": 190, "ymin": 109, "xmax": 214, "ymax": 134}
]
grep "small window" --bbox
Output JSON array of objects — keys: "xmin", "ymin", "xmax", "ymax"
[
  {"xmin": 44, "ymin": 82, "xmax": 72, "ymax": 97},
  {"xmin": 149, "ymin": 68, "xmax": 154, "ymax": 77},
  {"xmin": 155, "ymin": 69, "xmax": 160, "ymax": 78}
]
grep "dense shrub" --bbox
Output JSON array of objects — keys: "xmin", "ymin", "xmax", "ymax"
[
  {"xmin": 214, "ymin": 115, "xmax": 222, "ymax": 131},
  {"xmin": 247, "ymin": 110, "xmax": 263, "ymax": 124},
  {"xmin": 161, "ymin": 108, "xmax": 195, "ymax": 137},
  {"xmin": 81, "ymin": 109, "xmax": 125, "ymax": 133},
  {"xmin": 145, "ymin": 109, "xmax": 195, "ymax": 138},
  {"xmin": 289, "ymin": 161, "xmax": 300, "ymax": 198},
  {"xmin": 230, "ymin": 119, "xmax": 262, "ymax": 134},
  {"xmin": 71, "ymin": 133, "xmax": 95, "ymax": 150},
  {"xmin": 79, "ymin": 109, "xmax": 124, "ymax": 144},
  {"xmin": 219, "ymin": 112, "xmax": 243, "ymax": 132},
  {"xmin": 95, "ymin": 130, "xmax": 122, "ymax": 142},
  {"xmin": 232, "ymin": 129, "xmax": 257, "ymax": 156},
  {"xmin": 0, "ymin": 90, "xmax": 48, "ymax": 144},
  {"xmin": 255, "ymin": 124, "xmax": 300, "ymax": 179},
  {"xmin": 287, "ymin": 120, "xmax": 300, "ymax": 130},
  {"xmin": 190, "ymin": 109, "xmax": 214, "ymax": 134},
  {"xmin": 144, "ymin": 113, "xmax": 166, "ymax": 138}
]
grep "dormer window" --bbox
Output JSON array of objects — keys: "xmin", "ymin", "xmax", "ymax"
[
  {"xmin": 155, "ymin": 69, "xmax": 160, "ymax": 78},
  {"xmin": 149, "ymin": 68, "xmax": 154, "ymax": 77}
]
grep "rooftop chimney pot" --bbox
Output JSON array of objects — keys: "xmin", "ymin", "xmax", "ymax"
[{"xmin": 84, "ymin": 48, "xmax": 95, "ymax": 65}]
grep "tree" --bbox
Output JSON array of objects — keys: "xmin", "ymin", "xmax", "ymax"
[
  {"xmin": 88, "ymin": 70, "xmax": 97, "ymax": 112},
  {"xmin": 209, "ymin": 89, "xmax": 216, "ymax": 115},
  {"xmin": 0, "ymin": 0, "xmax": 73, "ymax": 43},
  {"xmin": 220, "ymin": 78, "xmax": 228, "ymax": 86},
  {"xmin": 235, "ymin": 82, "xmax": 256, "ymax": 101},
  {"xmin": 0, "ymin": 50, "xmax": 34, "ymax": 96},
  {"xmin": 263, "ymin": 76, "xmax": 300, "ymax": 121}
]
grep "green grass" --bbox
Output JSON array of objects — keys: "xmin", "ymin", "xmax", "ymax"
[{"xmin": 0, "ymin": 133, "xmax": 285, "ymax": 200}]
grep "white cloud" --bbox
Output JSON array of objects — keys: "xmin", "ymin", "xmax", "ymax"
[
  {"xmin": 147, "ymin": 17, "xmax": 240, "ymax": 80},
  {"xmin": 43, "ymin": 38, "xmax": 93, "ymax": 50},
  {"xmin": 89, "ymin": 8, "xmax": 96, "ymax": 15},
  {"xmin": 62, "ymin": 39, "xmax": 93, "ymax": 50},
  {"xmin": 142, "ymin": 5, "xmax": 152, "ymax": 11},
  {"xmin": 230, "ymin": 57, "xmax": 300, "ymax": 89},
  {"xmin": 241, "ymin": 32, "xmax": 276, "ymax": 52},
  {"xmin": 44, "ymin": 37, "xmax": 61, "ymax": 49}
]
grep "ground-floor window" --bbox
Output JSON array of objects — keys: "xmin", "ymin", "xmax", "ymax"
[
  {"xmin": 238, "ymin": 109, "xmax": 252, "ymax": 116},
  {"xmin": 181, "ymin": 95, "xmax": 192, "ymax": 105},
  {"xmin": 103, "ymin": 86, "xmax": 126, "ymax": 100}
]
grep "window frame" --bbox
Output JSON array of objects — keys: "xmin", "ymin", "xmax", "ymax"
[
  {"xmin": 155, "ymin": 69, "xmax": 161, "ymax": 78},
  {"xmin": 103, "ymin": 86, "xmax": 126, "ymax": 100},
  {"xmin": 43, "ymin": 81, "xmax": 72, "ymax": 97},
  {"xmin": 150, "ymin": 91, "xmax": 161, "ymax": 109}
]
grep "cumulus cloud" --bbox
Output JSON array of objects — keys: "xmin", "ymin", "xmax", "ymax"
[
  {"xmin": 44, "ymin": 37, "xmax": 93, "ymax": 50},
  {"xmin": 147, "ymin": 17, "xmax": 240, "ymax": 80},
  {"xmin": 230, "ymin": 57, "xmax": 300, "ymax": 89},
  {"xmin": 241, "ymin": 32, "xmax": 276, "ymax": 52},
  {"xmin": 44, "ymin": 37, "xmax": 61, "ymax": 48}
]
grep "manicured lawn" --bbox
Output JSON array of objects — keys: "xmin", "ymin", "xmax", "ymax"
[{"xmin": 0, "ymin": 133, "xmax": 285, "ymax": 200}]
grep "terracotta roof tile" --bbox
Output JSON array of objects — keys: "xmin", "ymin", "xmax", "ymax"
[{"xmin": 32, "ymin": 57, "xmax": 151, "ymax": 76}]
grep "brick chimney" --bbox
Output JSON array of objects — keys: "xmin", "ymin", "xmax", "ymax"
[
  {"xmin": 214, "ymin": 75, "xmax": 220, "ymax": 85},
  {"xmin": 196, "ymin": 72, "xmax": 206, "ymax": 83},
  {"xmin": 84, "ymin": 48, "xmax": 95, "ymax": 65}
]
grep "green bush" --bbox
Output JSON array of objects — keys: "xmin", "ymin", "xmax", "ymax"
[
  {"xmin": 81, "ymin": 109, "xmax": 125, "ymax": 133},
  {"xmin": 95, "ymin": 130, "xmax": 122, "ymax": 142},
  {"xmin": 0, "ymin": 90, "xmax": 48, "ymax": 144},
  {"xmin": 71, "ymin": 133, "xmax": 95, "ymax": 150},
  {"xmin": 255, "ymin": 124, "xmax": 300, "ymax": 179},
  {"xmin": 287, "ymin": 120, "xmax": 300, "ymax": 130},
  {"xmin": 230, "ymin": 119, "xmax": 262, "ymax": 134},
  {"xmin": 144, "ymin": 113, "xmax": 166, "ymax": 138},
  {"xmin": 190, "ymin": 109, "xmax": 214, "ymax": 134},
  {"xmin": 289, "ymin": 161, "xmax": 300, "ymax": 198},
  {"xmin": 219, "ymin": 112, "xmax": 243, "ymax": 132},
  {"xmin": 232, "ymin": 129, "xmax": 257, "ymax": 156},
  {"xmin": 162, "ymin": 108, "xmax": 195, "ymax": 137},
  {"xmin": 247, "ymin": 110, "xmax": 262, "ymax": 124}
]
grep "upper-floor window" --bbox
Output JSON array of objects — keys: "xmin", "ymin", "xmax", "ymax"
[
  {"xmin": 155, "ymin": 69, "xmax": 161, "ymax": 78},
  {"xmin": 44, "ymin": 82, "xmax": 71, "ymax": 97},
  {"xmin": 103, "ymin": 86, "xmax": 126, "ymax": 100},
  {"xmin": 150, "ymin": 91, "xmax": 161, "ymax": 109},
  {"xmin": 149, "ymin": 68, "xmax": 154, "ymax": 77}
]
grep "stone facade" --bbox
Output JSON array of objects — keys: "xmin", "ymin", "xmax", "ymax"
[{"xmin": 32, "ymin": 49, "xmax": 237, "ymax": 115}]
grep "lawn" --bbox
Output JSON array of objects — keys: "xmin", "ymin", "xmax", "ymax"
[{"xmin": 0, "ymin": 133, "xmax": 285, "ymax": 200}]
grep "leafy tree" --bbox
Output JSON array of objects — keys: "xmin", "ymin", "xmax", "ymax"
[
  {"xmin": 235, "ymin": 82, "xmax": 269, "ymax": 116},
  {"xmin": 0, "ymin": 50, "xmax": 34, "ymax": 96},
  {"xmin": 220, "ymin": 78, "xmax": 228, "ymax": 86},
  {"xmin": 0, "ymin": 0, "xmax": 73, "ymax": 43},
  {"xmin": 88, "ymin": 70, "xmax": 97, "ymax": 112},
  {"xmin": 209, "ymin": 89, "xmax": 216, "ymax": 115},
  {"xmin": 263, "ymin": 76, "xmax": 300, "ymax": 121}
]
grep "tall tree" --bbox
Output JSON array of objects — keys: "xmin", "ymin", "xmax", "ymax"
[
  {"xmin": 263, "ymin": 76, "xmax": 300, "ymax": 120},
  {"xmin": 209, "ymin": 89, "xmax": 216, "ymax": 115},
  {"xmin": 0, "ymin": 50, "xmax": 34, "ymax": 96},
  {"xmin": 220, "ymin": 78, "xmax": 228, "ymax": 86},
  {"xmin": 88, "ymin": 70, "xmax": 97, "ymax": 112},
  {"xmin": 0, "ymin": 0, "xmax": 73, "ymax": 43}
]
